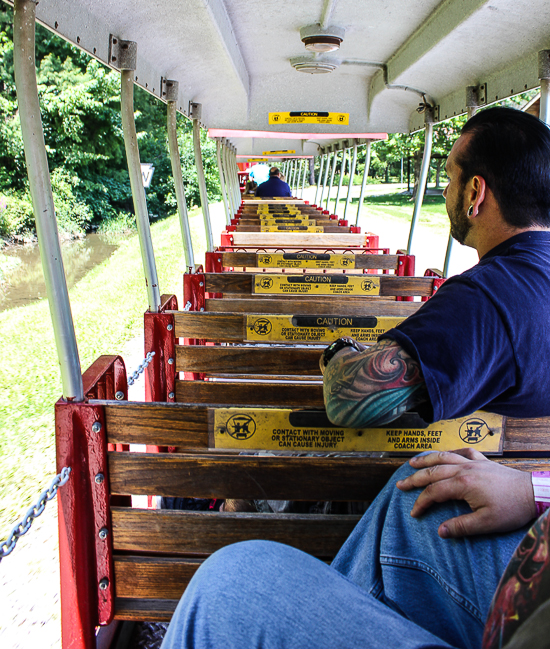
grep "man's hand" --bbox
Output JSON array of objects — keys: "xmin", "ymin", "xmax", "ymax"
[{"xmin": 396, "ymin": 449, "xmax": 537, "ymax": 538}]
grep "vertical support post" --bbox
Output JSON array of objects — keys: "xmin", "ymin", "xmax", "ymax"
[
  {"xmin": 326, "ymin": 149, "xmax": 338, "ymax": 210},
  {"xmin": 216, "ymin": 140, "xmax": 231, "ymax": 225},
  {"xmin": 356, "ymin": 141, "xmax": 372, "ymax": 226},
  {"xmin": 406, "ymin": 111, "xmax": 434, "ymax": 255},
  {"xmin": 314, "ymin": 154, "xmax": 324, "ymax": 205},
  {"xmin": 296, "ymin": 160, "xmax": 303, "ymax": 198},
  {"xmin": 231, "ymin": 146, "xmax": 241, "ymax": 208},
  {"xmin": 344, "ymin": 142, "xmax": 357, "ymax": 220},
  {"xmin": 301, "ymin": 159, "xmax": 307, "ymax": 198},
  {"xmin": 118, "ymin": 47, "xmax": 161, "ymax": 312},
  {"xmin": 333, "ymin": 147, "xmax": 347, "ymax": 214},
  {"xmin": 539, "ymin": 51, "xmax": 550, "ymax": 126},
  {"xmin": 223, "ymin": 142, "xmax": 236, "ymax": 217},
  {"xmin": 165, "ymin": 84, "xmax": 195, "ymax": 271},
  {"xmin": 190, "ymin": 102, "xmax": 214, "ymax": 251},
  {"xmin": 13, "ymin": 0, "xmax": 84, "ymax": 401},
  {"xmin": 320, "ymin": 149, "xmax": 331, "ymax": 208},
  {"xmin": 300, "ymin": 158, "xmax": 308, "ymax": 198},
  {"xmin": 289, "ymin": 160, "xmax": 296, "ymax": 194}
]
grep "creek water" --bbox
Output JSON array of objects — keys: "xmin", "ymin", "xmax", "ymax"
[{"xmin": 0, "ymin": 232, "xmax": 123, "ymax": 312}]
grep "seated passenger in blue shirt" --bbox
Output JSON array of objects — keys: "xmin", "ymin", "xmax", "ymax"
[{"xmin": 255, "ymin": 166, "xmax": 292, "ymax": 197}]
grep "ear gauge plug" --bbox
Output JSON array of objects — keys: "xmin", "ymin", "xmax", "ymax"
[{"xmin": 467, "ymin": 205, "xmax": 474, "ymax": 216}]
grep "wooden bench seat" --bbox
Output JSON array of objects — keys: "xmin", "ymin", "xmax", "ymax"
[
  {"xmin": 57, "ymin": 362, "xmax": 550, "ymax": 630},
  {"xmin": 204, "ymin": 250, "xmax": 414, "ymax": 276},
  {"xmin": 220, "ymin": 231, "xmax": 375, "ymax": 248}
]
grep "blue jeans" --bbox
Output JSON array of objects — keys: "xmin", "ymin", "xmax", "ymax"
[{"xmin": 160, "ymin": 461, "xmax": 528, "ymax": 649}]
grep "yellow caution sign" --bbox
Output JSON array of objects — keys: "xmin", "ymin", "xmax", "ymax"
[
  {"xmin": 257, "ymin": 253, "xmax": 357, "ymax": 269},
  {"xmin": 269, "ymin": 112, "xmax": 349, "ymax": 125},
  {"xmin": 262, "ymin": 150, "xmax": 296, "ymax": 155},
  {"xmin": 211, "ymin": 408, "xmax": 504, "ymax": 454},
  {"xmin": 247, "ymin": 158, "xmax": 268, "ymax": 163},
  {"xmin": 258, "ymin": 219, "xmax": 316, "ymax": 226},
  {"xmin": 257, "ymin": 214, "xmax": 309, "ymax": 219},
  {"xmin": 260, "ymin": 226, "xmax": 324, "ymax": 232},
  {"xmin": 257, "ymin": 206, "xmax": 299, "ymax": 214},
  {"xmin": 246, "ymin": 314, "xmax": 403, "ymax": 343},
  {"xmin": 253, "ymin": 274, "xmax": 380, "ymax": 295}
]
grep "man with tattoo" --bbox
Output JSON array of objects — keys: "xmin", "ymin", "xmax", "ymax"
[{"xmin": 161, "ymin": 108, "xmax": 550, "ymax": 649}]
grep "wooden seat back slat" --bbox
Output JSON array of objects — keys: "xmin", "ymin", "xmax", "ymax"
[
  {"xmin": 204, "ymin": 272, "xmax": 434, "ymax": 296},
  {"xmin": 100, "ymin": 402, "xmax": 550, "ymax": 452},
  {"xmin": 112, "ymin": 508, "xmax": 360, "ymax": 557},
  {"xmin": 176, "ymin": 345, "xmax": 322, "ymax": 375},
  {"xmin": 108, "ymin": 454, "xmax": 550, "ymax": 503},
  {"xmin": 218, "ymin": 253, "xmax": 399, "ymax": 270},
  {"xmin": 115, "ymin": 596, "xmax": 178, "ymax": 622},
  {"xmin": 227, "ymin": 233, "xmax": 369, "ymax": 247},
  {"xmin": 172, "ymin": 307, "xmax": 420, "ymax": 339},
  {"xmin": 175, "ymin": 380, "xmax": 325, "ymax": 408},
  {"xmin": 108, "ymin": 452, "xmax": 403, "ymax": 501},
  {"xmin": 234, "ymin": 225, "xmax": 350, "ymax": 233},
  {"xmin": 203, "ymin": 298, "xmax": 418, "ymax": 315},
  {"xmin": 114, "ymin": 557, "xmax": 201, "ymax": 603}
]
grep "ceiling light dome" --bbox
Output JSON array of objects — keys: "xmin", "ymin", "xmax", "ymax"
[
  {"xmin": 290, "ymin": 56, "xmax": 340, "ymax": 74},
  {"xmin": 299, "ymin": 24, "xmax": 345, "ymax": 53}
]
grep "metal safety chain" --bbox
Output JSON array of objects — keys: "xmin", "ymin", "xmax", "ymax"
[
  {"xmin": 127, "ymin": 351, "xmax": 156, "ymax": 386},
  {"xmin": 0, "ymin": 467, "xmax": 72, "ymax": 561}
]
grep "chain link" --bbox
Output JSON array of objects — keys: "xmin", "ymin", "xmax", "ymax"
[
  {"xmin": 183, "ymin": 301, "xmax": 192, "ymax": 311},
  {"xmin": 0, "ymin": 467, "xmax": 71, "ymax": 561},
  {"xmin": 127, "ymin": 351, "xmax": 155, "ymax": 386}
]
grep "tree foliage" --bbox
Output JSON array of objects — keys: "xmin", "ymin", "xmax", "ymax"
[{"xmin": 0, "ymin": 3, "xmax": 220, "ymax": 237}]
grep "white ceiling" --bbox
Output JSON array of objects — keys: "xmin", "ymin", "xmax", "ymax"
[{"xmin": 7, "ymin": 0, "xmax": 550, "ymax": 155}]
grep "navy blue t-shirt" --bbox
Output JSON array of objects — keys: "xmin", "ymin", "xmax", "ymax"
[
  {"xmin": 255, "ymin": 176, "xmax": 292, "ymax": 197},
  {"xmin": 381, "ymin": 232, "xmax": 550, "ymax": 422}
]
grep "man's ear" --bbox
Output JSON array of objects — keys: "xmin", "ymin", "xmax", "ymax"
[{"xmin": 468, "ymin": 175, "xmax": 487, "ymax": 217}]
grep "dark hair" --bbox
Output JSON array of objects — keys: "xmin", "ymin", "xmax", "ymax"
[
  {"xmin": 457, "ymin": 106, "xmax": 550, "ymax": 228},
  {"xmin": 269, "ymin": 167, "xmax": 280, "ymax": 177}
]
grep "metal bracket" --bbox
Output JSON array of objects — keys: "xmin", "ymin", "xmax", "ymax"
[
  {"xmin": 539, "ymin": 50, "xmax": 550, "ymax": 80},
  {"xmin": 467, "ymin": 83, "xmax": 487, "ymax": 108},
  {"xmin": 161, "ymin": 78, "xmax": 179, "ymax": 102},
  {"xmin": 423, "ymin": 105, "xmax": 436, "ymax": 124},
  {"xmin": 189, "ymin": 101, "xmax": 202, "ymax": 120},
  {"xmin": 108, "ymin": 35, "xmax": 137, "ymax": 71}
]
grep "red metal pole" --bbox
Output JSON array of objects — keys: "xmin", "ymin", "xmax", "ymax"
[{"xmin": 57, "ymin": 400, "xmax": 114, "ymax": 649}]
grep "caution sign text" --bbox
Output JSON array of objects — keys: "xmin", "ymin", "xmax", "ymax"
[
  {"xmin": 260, "ymin": 226, "xmax": 323, "ymax": 232},
  {"xmin": 246, "ymin": 314, "xmax": 403, "ymax": 343},
  {"xmin": 269, "ymin": 112, "xmax": 349, "ymax": 125},
  {"xmin": 253, "ymin": 274, "xmax": 380, "ymax": 295},
  {"xmin": 211, "ymin": 408, "xmax": 504, "ymax": 454},
  {"xmin": 257, "ymin": 253, "xmax": 357, "ymax": 269}
]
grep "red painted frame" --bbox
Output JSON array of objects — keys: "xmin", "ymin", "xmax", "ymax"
[
  {"xmin": 422, "ymin": 268, "xmax": 446, "ymax": 301},
  {"xmin": 57, "ymin": 355, "xmax": 127, "ymax": 649}
]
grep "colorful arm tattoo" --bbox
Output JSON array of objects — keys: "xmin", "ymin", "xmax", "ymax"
[{"xmin": 323, "ymin": 339, "xmax": 428, "ymax": 428}]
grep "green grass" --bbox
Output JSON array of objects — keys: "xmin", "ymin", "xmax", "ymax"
[
  {"xmin": 0, "ymin": 206, "xmax": 213, "ymax": 530},
  {"xmin": 332, "ymin": 188, "xmax": 450, "ymax": 232}
]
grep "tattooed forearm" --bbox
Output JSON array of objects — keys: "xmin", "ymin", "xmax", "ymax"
[{"xmin": 323, "ymin": 339, "xmax": 428, "ymax": 428}]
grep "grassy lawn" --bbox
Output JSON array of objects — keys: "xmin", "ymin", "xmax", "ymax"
[
  {"xmin": 0, "ymin": 205, "xmax": 215, "ymax": 529},
  {"xmin": 339, "ymin": 190, "xmax": 449, "ymax": 233}
]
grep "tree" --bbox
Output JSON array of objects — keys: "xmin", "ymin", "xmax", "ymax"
[{"xmin": 0, "ymin": 3, "xmax": 221, "ymax": 236}]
